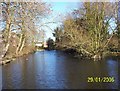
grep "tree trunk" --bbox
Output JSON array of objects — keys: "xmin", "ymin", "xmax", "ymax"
[
  {"xmin": 3, "ymin": 20, "xmax": 11, "ymax": 58},
  {"xmin": 16, "ymin": 34, "xmax": 25, "ymax": 55},
  {"xmin": 19, "ymin": 38, "xmax": 25, "ymax": 53},
  {"xmin": 16, "ymin": 34, "xmax": 23, "ymax": 55},
  {"xmin": 93, "ymin": 54, "xmax": 101, "ymax": 59}
]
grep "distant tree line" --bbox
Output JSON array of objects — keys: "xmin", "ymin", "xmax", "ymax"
[{"xmin": 46, "ymin": 38, "xmax": 55, "ymax": 50}]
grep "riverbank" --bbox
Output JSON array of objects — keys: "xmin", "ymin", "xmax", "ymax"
[
  {"xmin": 1, "ymin": 48, "xmax": 119, "ymax": 65},
  {"xmin": 58, "ymin": 48, "xmax": 120, "ymax": 59},
  {"xmin": 1, "ymin": 48, "xmax": 45, "ymax": 65}
]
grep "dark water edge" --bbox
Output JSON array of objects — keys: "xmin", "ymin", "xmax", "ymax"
[{"xmin": 2, "ymin": 50, "xmax": 119, "ymax": 89}]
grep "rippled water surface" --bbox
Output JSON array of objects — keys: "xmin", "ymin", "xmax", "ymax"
[{"xmin": 2, "ymin": 50, "xmax": 119, "ymax": 89}]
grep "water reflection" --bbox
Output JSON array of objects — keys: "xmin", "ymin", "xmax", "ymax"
[
  {"xmin": 106, "ymin": 58, "xmax": 118, "ymax": 89},
  {"xmin": 2, "ymin": 50, "xmax": 119, "ymax": 89}
]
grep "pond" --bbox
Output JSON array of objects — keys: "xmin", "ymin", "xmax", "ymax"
[{"xmin": 2, "ymin": 50, "xmax": 119, "ymax": 89}]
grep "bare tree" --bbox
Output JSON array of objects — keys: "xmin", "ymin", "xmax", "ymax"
[
  {"xmin": 1, "ymin": 1, "xmax": 51, "ymax": 58},
  {"xmin": 55, "ymin": 2, "xmax": 118, "ymax": 58}
]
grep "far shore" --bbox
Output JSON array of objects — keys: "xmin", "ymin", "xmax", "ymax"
[{"xmin": 1, "ymin": 48, "xmax": 119, "ymax": 66}]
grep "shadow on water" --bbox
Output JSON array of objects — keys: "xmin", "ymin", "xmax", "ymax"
[{"xmin": 2, "ymin": 50, "xmax": 119, "ymax": 89}]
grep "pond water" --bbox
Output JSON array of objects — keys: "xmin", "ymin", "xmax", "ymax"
[{"xmin": 2, "ymin": 50, "xmax": 119, "ymax": 89}]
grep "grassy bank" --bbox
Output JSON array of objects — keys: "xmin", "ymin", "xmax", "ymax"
[{"xmin": 1, "ymin": 46, "xmax": 45, "ymax": 65}]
